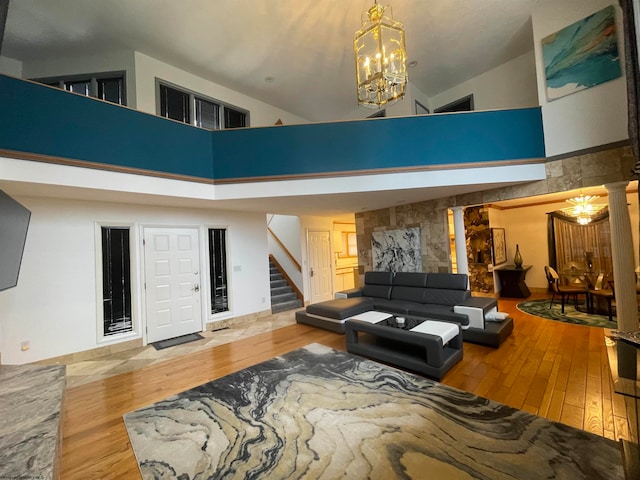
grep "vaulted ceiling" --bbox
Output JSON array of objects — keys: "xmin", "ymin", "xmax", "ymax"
[
  {"xmin": 2, "ymin": 0, "xmax": 539, "ymax": 122},
  {"xmin": 6, "ymin": 0, "xmax": 601, "ymax": 216}
]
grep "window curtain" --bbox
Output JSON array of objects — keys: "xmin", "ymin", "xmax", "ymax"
[{"xmin": 547, "ymin": 210, "xmax": 613, "ymax": 279}]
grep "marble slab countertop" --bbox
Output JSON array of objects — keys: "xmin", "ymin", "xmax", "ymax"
[{"xmin": 0, "ymin": 364, "xmax": 66, "ymax": 480}]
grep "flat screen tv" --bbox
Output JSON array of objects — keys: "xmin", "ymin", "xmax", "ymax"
[{"xmin": 0, "ymin": 190, "xmax": 31, "ymax": 291}]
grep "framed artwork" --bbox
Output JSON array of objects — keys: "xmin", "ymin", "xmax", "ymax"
[
  {"xmin": 414, "ymin": 100, "xmax": 429, "ymax": 115},
  {"xmin": 372, "ymin": 227, "xmax": 421, "ymax": 272},
  {"xmin": 542, "ymin": 5, "xmax": 621, "ymax": 101},
  {"xmin": 491, "ymin": 228, "xmax": 507, "ymax": 266}
]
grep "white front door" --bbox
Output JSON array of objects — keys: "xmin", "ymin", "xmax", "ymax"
[
  {"xmin": 144, "ymin": 227, "xmax": 202, "ymax": 343},
  {"xmin": 308, "ymin": 230, "xmax": 333, "ymax": 304}
]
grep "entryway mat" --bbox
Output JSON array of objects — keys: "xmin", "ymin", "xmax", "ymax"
[{"xmin": 151, "ymin": 333, "xmax": 204, "ymax": 350}]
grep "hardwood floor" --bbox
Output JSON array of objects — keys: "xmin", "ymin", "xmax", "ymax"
[{"xmin": 61, "ymin": 294, "xmax": 630, "ymax": 479}]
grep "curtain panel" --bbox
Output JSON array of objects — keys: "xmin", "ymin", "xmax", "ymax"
[{"xmin": 547, "ymin": 211, "xmax": 612, "ymax": 281}]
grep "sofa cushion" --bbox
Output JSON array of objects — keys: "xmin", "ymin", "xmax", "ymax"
[
  {"xmin": 372, "ymin": 298, "xmax": 415, "ymax": 314},
  {"xmin": 306, "ymin": 297, "xmax": 374, "ymax": 320},
  {"xmin": 407, "ymin": 304, "xmax": 470, "ymax": 326},
  {"xmin": 393, "ymin": 272, "xmax": 428, "ymax": 288},
  {"xmin": 364, "ymin": 271, "xmax": 394, "ymax": 285},
  {"xmin": 391, "ymin": 286, "xmax": 427, "ymax": 303},
  {"xmin": 424, "ymin": 288, "xmax": 471, "ymax": 306},
  {"xmin": 426, "ymin": 273, "xmax": 468, "ymax": 290},
  {"xmin": 362, "ymin": 284, "xmax": 393, "ymax": 299}
]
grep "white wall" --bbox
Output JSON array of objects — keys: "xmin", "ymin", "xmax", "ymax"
[
  {"xmin": 0, "ymin": 55, "xmax": 23, "ymax": 77},
  {"xmin": 532, "ymin": 0, "xmax": 629, "ymax": 156},
  {"xmin": 133, "ymin": 52, "xmax": 309, "ymax": 127},
  {"xmin": 267, "ymin": 214, "xmax": 303, "ymax": 292},
  {"xmin": 17, "ymin": 49, "xmax": 309, "ymax": 127},
  {"xmin": 489, "ymin": 189, "xmax": 638, "ymax": 290},
  {"xmin": 339, "ymin": 49, "xmax": 539, "ymax": 121},
  {"xmin": 431, "ymin": 51, "xmax": 539, "ymax": 112},
  {"xmin": 0, "ymin": 196, "xmax": 270, "ymax": 364}
]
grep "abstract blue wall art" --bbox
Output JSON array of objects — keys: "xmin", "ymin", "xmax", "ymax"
[
  {"xmin": 542, "ymin": 5, "xmax": 621, "ymax": 101},
  {"xmin": 372, "ymin": 227, "xmax": 421, "ymax": 272}
]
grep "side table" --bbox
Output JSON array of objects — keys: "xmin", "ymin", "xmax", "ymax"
[{"xmin": 495, "ymin": 264, "xmax": 532, "ymax": 298}]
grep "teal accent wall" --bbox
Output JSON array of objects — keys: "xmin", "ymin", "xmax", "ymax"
[
  {"xmin": 211, "ymin": 109, "xmax": 545, "ymax": 179},
  {"xmin": 0, "ymin": 75, "xmax": 214, "ymax": 178},
  {"xmin": 0, "ymin": 75, "xmax": 545, "ymax": 181}
]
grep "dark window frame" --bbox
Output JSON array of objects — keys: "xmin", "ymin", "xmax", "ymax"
[
  {"xmin": 101, "ymin": 226, "xmax": 133, "ymax": 337},
  {"xmin": 208, "ymin": 228, "xmax": 229, "ymax": 314},
  {"xmin": 155, "ymin": 78, "xmax": 249, "ymax": 130},
  {"xmin": 434, "ymin": 94, "xmax": 474, "ymax": 113},
  {"xmin": 32, "ymin": 71, "xmax": 127, "ymax": 106}
]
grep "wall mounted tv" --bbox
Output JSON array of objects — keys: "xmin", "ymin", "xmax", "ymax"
[{"xmin": 0, "ymin": 190, "xmax": 31, "ymax": 291}]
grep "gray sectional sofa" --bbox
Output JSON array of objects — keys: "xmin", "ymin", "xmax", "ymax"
[{"xmin": 295, "ymin": 271, "xmax": 513, "ymax": 347}]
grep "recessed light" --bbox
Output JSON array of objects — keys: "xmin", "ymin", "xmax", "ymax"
[
  {"xmin": 264, "ymin": 76, "xmax": 275, "ymax": 83},
  {"xmin": 408, "ymin": 60, "xmax": 418, "ymax": 68}
]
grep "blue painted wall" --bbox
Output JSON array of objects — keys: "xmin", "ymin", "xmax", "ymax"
[
  {"xmin": 0, "ymin": 75, "xmax": 545, "ymax": 181},
  {"xmin": 0, "ymin": 75, "xmax": 214, "ymax": 179},
  {"xmin": 211, "ymin": 109, "xmax": 545, "ymax": 179}
]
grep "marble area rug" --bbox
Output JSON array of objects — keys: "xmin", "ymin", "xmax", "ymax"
[{"xmin": 123, "ymin": 343, "xmax": 623, "ymax": 480}]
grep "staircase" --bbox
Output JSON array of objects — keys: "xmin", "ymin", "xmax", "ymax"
[{"xmin": 269, "ymin": 258, "xmax": 303, "ymax": 313}]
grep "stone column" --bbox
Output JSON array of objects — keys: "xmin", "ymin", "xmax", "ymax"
[
  {"xmin": 604, "ymin": 181, "xmax": 638, "ymax": 332},
  {"xmin": 451, "ymin": 207, "xmax": 469, "ymax": 276}
]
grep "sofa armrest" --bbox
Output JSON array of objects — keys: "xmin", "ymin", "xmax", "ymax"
[
  {"xmin": 459, "ymin": 296, "xmax": 498, "ymax": 311},
  {"xmin": 454, "ymin": 297, "xmax": 498, "ymax": 329},
  {"xmin": 335, "ymin": 287, "xmax": 363, "ymax": 299}
]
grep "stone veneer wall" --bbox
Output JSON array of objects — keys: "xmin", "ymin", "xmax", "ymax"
[
  {"xmin": 464, "ymin": 206, "xmax": 495, "ymax": 293},
  {"xmin": 355, "ymin": 145, "xmax": 635, "ymax": 288}
]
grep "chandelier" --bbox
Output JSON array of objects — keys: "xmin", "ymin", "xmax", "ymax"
[
  {"xmin": 562, "ymin": 194, "xmax": 607, "ymax": 225},
  {"xmin": 354, "ymin": 1, "xmax": 408, "ymax": 108}
]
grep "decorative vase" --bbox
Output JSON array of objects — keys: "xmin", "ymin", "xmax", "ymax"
[{"xmin": 514, "ymin": 244, "xmax": 523, "ymax": 269}]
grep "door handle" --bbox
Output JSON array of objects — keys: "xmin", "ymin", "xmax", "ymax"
[
  {"xmin": 193, "ymin": 284, "xmax": 200, "ymax": 292},
  {"xmin": 310, "ymin": 268, "xmax": 314, "ymax": 277}
]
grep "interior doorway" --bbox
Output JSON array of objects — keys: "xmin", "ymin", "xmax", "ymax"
[
  {"xmin": 143, "ymin": 227, "xmax": 202, "ymax": 343},
  {"xmin": 307, "ymin": 230, "xmax": 333, "ymax": 304}
]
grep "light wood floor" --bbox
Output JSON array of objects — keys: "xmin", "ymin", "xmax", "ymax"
[{"xmin": 61, "ymin": 293, "xmax": 630, "ymax": 479}]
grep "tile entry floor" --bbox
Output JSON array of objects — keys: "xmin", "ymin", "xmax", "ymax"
[{"xmin": 59, "ymin": 310, "xmax": 298, "ymax": 388}]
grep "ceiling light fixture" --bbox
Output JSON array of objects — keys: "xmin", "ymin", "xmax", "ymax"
[
  {"xmin": 562, "ymin": 194, "xmax": 607, "ymax": 225},
  {"xmin": 354, "ymin": 1, "xmax": 408, "ymax": 108}
]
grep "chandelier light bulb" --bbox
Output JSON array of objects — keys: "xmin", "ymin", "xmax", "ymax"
[{"xmin": 562, "ymin": 193, "xmax": 607, "ymax": 224}]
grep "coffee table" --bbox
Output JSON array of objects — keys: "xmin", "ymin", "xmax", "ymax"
[{"xmin": 344, "ymin": 313, "xmax": 463, "ymax": 380}]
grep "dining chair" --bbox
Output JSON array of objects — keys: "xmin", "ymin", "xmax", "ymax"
[
  {"xmin": 544, "ymin": 266, "xmax": 588, "ymax": 313},
  {"xmin": 587, "ymin": 273, "xmax": 615, "ymax": 322}
]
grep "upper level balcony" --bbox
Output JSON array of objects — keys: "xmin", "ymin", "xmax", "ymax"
[
  {"xmin": 0, "ymin": 74, "xmax": 546, "ymax": 210},
  {"xmin": 0, "ymin": 75, "xmax": 545, "ymax": 215}
]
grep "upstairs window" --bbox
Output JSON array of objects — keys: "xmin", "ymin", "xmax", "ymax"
[
  {"xmin": 159, "ymin": 84, "xmax": 190, "ymax": 123},
  {"xmin": 33, "ymin": 71, "xmax": 127, "ymax": 106},
  {"xmin": 157, "ymin": 80, "xmax": 249, "ymax": 130}
]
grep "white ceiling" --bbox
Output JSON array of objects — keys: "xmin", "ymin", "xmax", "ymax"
[
  {"xmin": 2, "ymin": 0, "xmax": 539, "ymax": 122},
  {"xmin": 5, "ymin": 0, "xmax": 595, "ymax": 216}
]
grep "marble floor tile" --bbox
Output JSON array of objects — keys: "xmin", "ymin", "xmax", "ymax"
[{"xmin": 59, "ymin": 309, "xmax": 299, "ymax": 387}]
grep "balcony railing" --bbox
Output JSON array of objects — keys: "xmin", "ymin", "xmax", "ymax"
[{"xmin": 0, "ymin": 75, "xmax": 545, "ymax": 183}]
